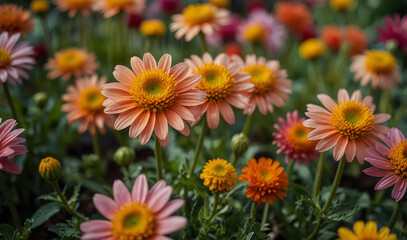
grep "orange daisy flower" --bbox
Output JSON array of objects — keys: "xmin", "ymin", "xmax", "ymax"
[
  {"xmin": 304, "ymin": 89, "xmax": 391, "ymax": 164},
  {"xmin": 54, "ymin": 0, "xmax": 94, "ymax": 17},
  {"xmin": 102, "ymin": 53, "xmax": 207, "ymax": 147},
  {"xmin": 0, "ymin": 4, "xmax": 35, "ymax": 37},
  {"xmin": 93, "ymin": 0, "xmax": 146, "ymax": 18},
  {"xmin": 62, "ymin": 75, "xmax": 115, "ymax": 135},
  {"xmin": 275, "ymin": 2, "xmax": 312, "ymax": 35},
  {"xmin": 239, "ymin": 157, "xmax": 289, "ymax": 205},
  {"xmin": 184, "ymin": 53, "xmax": 253, "ymax": 129},
  {"xmin": 170, "ymin": 3, "xmax": 230, "ymax": 42},
  {"xmin": 232, "ymin": 54, "xmax": 292, "ymax": 115},
  {"xmin": 45, "ymin": 48, "xmax": 99, "ymax": 81}
]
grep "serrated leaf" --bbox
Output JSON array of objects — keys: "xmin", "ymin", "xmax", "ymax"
[
  {"xmin": 68, "ymin": 185, "xmax": 81, "ymax": 208},
  {"xmin": 48, "ymin": 222, "xmax": 81, "ymax": 239},
  {"xmin": 37, "ymin": 193, "xmax": 58, "ymax": 202},
  {"xmin": 31, "ymin": 202, "xmax": 61, "ymax": 228},
  {"xmin": 321, "ymin": 203, "xmax": 360, "ymax": 222}
]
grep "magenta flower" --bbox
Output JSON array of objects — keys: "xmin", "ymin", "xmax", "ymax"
[
  {"xmin": 377, "ymin": 14, "xmax": 407, "ymax": 52},
  {"xmin": 80, "ymin": 174, "xmax": 186, "ymax": 240},
  {"xmin": 363, "ymin": 128, "xmax": 407, "ymax": 202},
  {"xmin": 0, "ymin": 118, "xmax": 27, "ymax": 174}
]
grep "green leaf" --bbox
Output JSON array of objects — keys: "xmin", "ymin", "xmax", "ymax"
[
  {"xmin": 321, "ymin": 203, "xmax": 360, "ymax": 222},
  {"xmin": 48, "ymin": 222, "xmax": 81, "ymax": 239},
  {"xmin": 31, "ymin": 202, "xmax": 61, "ymax": 229},
  {"xmin": 68, "ymin": 185, "xmax": 81, "ymax": 208},
  {"xmin": 0, "ymin": 224, "xmax": 15, "ymax": 240}
]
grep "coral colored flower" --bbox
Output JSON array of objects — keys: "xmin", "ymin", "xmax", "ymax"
[
  {"xmin": 377, "ymin": 14, "xmax": 407, "ymax": 53},
  {"xmin": 363, "ymin": 128, "xmax": 407, "ymax": 202},
  {"xmin": 322, "ymin": 25, "xmax": 342, "ymax": 51},
  {"xmin": 0, "ymin": 118, "xmax": 27, "ymax": 175},
  {"xmin": 140, "ymin": 19, "xmax": 166, "ymax": 38},
  {"xmin": 232, "ymin": 54, "xmax": 291, "ymax": 115},
  {"xmin": 170, "ymin": 3, "xmax": 230, "ymax": 42},
  {"xmin": 0, "ymin": 32, "xmax": 34, "ymax": 85},
  {"xmin": 346, "ymin": 25, "xmax": 368, "ymax": 56},
  {"xmin": 275, "ymin": 2, "xmax": 313, "ymax": 35},
  {"xmin": 102, "ymin": 53, "xmax": 206, "ymax": 147},
  {"xmin": 350, "ymin": 50, "xmax": 400, "ymax": 90},
  {"xmin": 337, "ymin": 220, "xmax": 397, "ymax": 240},
  {"xmin": 62, "ymin": 75, "xmax": 115, "ymax": 135},
  {"xmin": 304, "ymin": 89, "xmax": 391, "ymax": 164},
  {"xmin": 46, "ymin": 48, "xmax": 98, "ymax": 81},
  {"xmin": 80, "ymin": 174, "xmax": 187, "ymax": 240},
  {"xmin": 54, "ymin": 0, "xmax": 94, "ymax": 17},
  {"xmin": 239, "ymin": 157, "xmax": 289, "ymax": 205},
  {"xmin": 93, "ymin": 0, "xmax": 146, "ymax": 18},
  {"xmin": 273, "ymin": 111, "xmax": 318, "ymax": 165},
  {"xmin": 299, "ymin": 38, "xmax": 325, "ymax": 60},
  {"xmin": 200, "ymin": 158, "xmax": 237, "ymax": 192},
  {"xmin": 0, "ymin": 4, "xmax": 35, "ymax": 37},
  {"xmin": 184, "ymin": 53, "xmax": 253, "ymax": 129}
]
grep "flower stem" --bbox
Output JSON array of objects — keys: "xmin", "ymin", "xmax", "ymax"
[
  {"xmin": 250, "ymin": 202, "xmax": 257, "ymax": 223},
  {"xmin": 243, "ymin": 114, "xmax": 254, "ymax": 136},
  {"xmin": 207, "ymin": 192, "xmax": 219, "ymax": 222},
  {"xmin": 0, "ymin": 175, "xmax": 22, "ymax": 233},
  {"xmin": 188, "ymin": 116, "xmax": 207, "ymax": 178},
  {"xmin": 145, "ymin": 37, "xmax": 155, "ymax": 53},
  {"xmin": 199, "ymin": 31, "xmax": 208, "ymax": 53},
  {"xmin": 155, "ymin": 136, "xmax": 163, "ymax": 180},
  {"xmin": 306, "ymin": 218, "xmax": 321, "ymax": 240},
  {"xmin": 3, "ymin": 82, "xmax": 23, "ymax": 127},
  {"xmin": 321, "ymin": 156, "xmax": 346, "ymax": 213},
  {"xmin": 91, "ymin": 130, "xmax": 101, "ymax": 161},
  {"xmin": 231, "ymin": 153, "xmax": 238, "ymax": 166},
  {"xmin": 389, "ymin": 96, "xmax": 407, "ymax": 127},
  {"xmin": 51, "ymin": 181, "xmax": 87, "ymax": 222},
  {"xmin": 287, "ymin": 160, "xmax": 295, "ymax": 182},
  {"xmin": 313, "ymin": 152, "xmax": 326, "ymax": 202},
  {"xmin": 379, "ymin": 90, "xmax": 390, "ymax": 114},
  {"xmin": 261, "ymin": 202, "xmax": 270, "ymax": 227},
  {"xmin": 388, "ymin": 201, "xmax": 403, "ymax": 230}
]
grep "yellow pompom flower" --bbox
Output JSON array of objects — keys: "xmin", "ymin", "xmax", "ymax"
[
  {"xmin": 299, "ymin": 38, "xmax": 325, "ymax": 60},
  {"xmin": 30, "ymin": 0, "xmax": 50, "ymax": 15},
  {"xmin": 140, "ymin": 19, "xmax": 166, "ymax": 38},
  {"xmin": 210, "ymin": 0, "xmax": 230, "ymax": 8},
  {"xmin": 200, "ymin": 158, "xmax": 238, "ymax": 192},
  {"xmin": 337, "ymin": 220, "xmax": 397, "ymax": 240},
  {"xmin": 39, "ymin": 157, "xmax": 62, "ymax": 182},
  {"xmin": 330, "ymin": 0, "xmax": 353, "ymax": 11}
]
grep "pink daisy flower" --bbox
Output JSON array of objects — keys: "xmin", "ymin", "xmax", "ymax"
[
  {"xmin": 0, "ymin": 118, "xmax": 27, "ymax": 174},
  {"xmin": 377, "ymin": 14, "xmax": 407, "ymax": 52},
  {"xmin": 363, "ymin": 128, "xmax": 407, "ymax": 202},
  {"xmin": 304, "ymin": 89, "xmax": 390, "ymax": 164},
  {"xmin": 80, "ymin": 174, "xmax": 186, "ymax": 240},
  {"xmin": 0, "ymin": 32, "xmax": 34, "ymax": 85},
  {"xmin": 273, "ymin": 111, "xmax": 318, "ymax": 165}
]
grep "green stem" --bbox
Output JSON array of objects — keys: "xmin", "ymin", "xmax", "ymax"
[
  {"xmin": 243, "ymin": 114, "xmax": 254, "ymax": 136},
  {"xmin": 313, "ymin": 152, "xmax": 326, "ymax": 202},
  {"xmin": 155, "ymin": 136, "xmax": 163, "ymax": 180},
  {"xmin": 231, "ymin": 153, "xmax": 238, "ymax": 166},
  {"xmin": 40, "ymin": 16, "xmax": 52, "ymax": 50},
  {"xmin": 0, "ymin": 175, "xmax": 22, "ymax": 233},
  {"xmin": 145, "ymin": 37, "xmax": 155, "ymax": 53},
  {"xmin": 188, "ymin": 116, "xmax": 207, "ymax": 178},
  {"xmin": 3, "ymin": 82, "xmax": 21, "ymax": 126},
  {"xmin": 287, "ymin": 160, "xmax": 295, "ymax": 182},
  {"xmin": 389, "ymin": 97, "xmax": 407, "ymax": 127},
  {"xmin": 261, "ymin": 203, "xmax": 270, "ymax": 227},
  {"xmin": 321, "ymin": 156, "xmax": 346, "ymax": 213},
  {"xmin": 207, "ymin": 192, "xmax": 219, "ymax": 222},
  {"xmin": 113, "ymin": 130, "xmax": 127, "ymax": 147},
  {"xmin": 78, "ymin": 14, "xmax": 86, "ymax": 47},
  {"xmin": 379, "ymin": 90, "xmax": 390, "ymax": 114},
  {"xmin": 250, "ymin": 202, "xmax": 257, "ymax": 223},
  {"xmin": 51, "ymin": 181, "xmax": 87, "ymax": 222},
  {"xmin": 199, "ymin": 31, "xmax": 208, "ymax": 53},
  {"xmin": 306, "ymin": 219, "xmax": 321, "ymax": 240},
  {"xmin": 388, "ymin": 201, "xmax": 403, "ymax": 230},
  {"xmin": 91, "ymin": 130, "xmax": 101, "ymax": 161}
]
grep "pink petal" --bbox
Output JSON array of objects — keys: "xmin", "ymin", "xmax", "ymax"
[
  {"xmin": 375, "ymin": 173, "xmax": 398, "ymax": 190},
  {"xmin": 143, "ymin": 53, "xmax": 157, "ymax": 70},
  {"xmin": 317, "ymin": 94, "xmax": 337, "ymax": 111},
  {"xmin": 206, "ymin": 101, "xmax": 220, "ymax": 130},
  {"xmin": 156, "ymin": 216, "xmax": 187, "ymax": 234},
  {"xmin": 131, "ymin": 174, "xmax": 148, "ymax": 204},
  {"xmin": 0, "ymin": 158, "xmax": 21, "ymax": 174},
  {"xmin": 345, "ymin": 140, "xmax": 356, "ymax": 162},
  {"xmin": 157, "ymin": 199, "xmax": 185, "ymax": 219},
  {"xmin": 363, "ymin": 167, "xmax": 392, "ymax": 177},
  {"xmin": 158, "ymin": 54, "xmax": 172, "ymax": 73},
  {"xmin": 163, "ymin": 109, "xmax": 184, "ymax": 131},
  {"xmin": 113, "ymin": 180, "xmax": 131, "ymax": 206},
  {"xmin": 147, "ymin": 186, "xmax": 173, "ymax": 213},
  {"xmin": 80, "ymin": 220, "xmax": 112, "ymax": 233},
  {"xmin": 392, "ymin": 179, "xmax": 407, "ymax": 202},
  {"xmin": 337, "ymin": 89, "xmax": 349, "ymax": 103},
  {"xmin": 333, "ymin": 136, "xmax": 348, "ymax": 161},
  {"xmin": 93, "ymin": 194, "xmax": 118, "ymax": 220},
  {"xmin": 218, "ymin": 100, "xmax": 235, "ymax": 125},
  {"xmin": 154, "ymin": 111, "xmax": 168, "ymax": 141},
  {"xmin": 139, "ymin": 112, "xmax": 156, "ymax": 145}
]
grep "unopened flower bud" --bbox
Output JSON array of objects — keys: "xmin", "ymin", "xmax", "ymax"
[
  {"xmin": 231, "ymin": 133, "xmax": 249, "ymax": 157},
  {"xmin": 39, "ymin": 157, "xmax": 61, "ymax": 182},
  {"xmin": 82, "ymin": 154, "xmax": 99, "ymax": 168},
  {"xmin": 114, "ymin": 146, "xmax": 135, "ymax": 167},
  {"xmin": 33, "ymin": 92, "xmax": 48, "ymax": 109}
]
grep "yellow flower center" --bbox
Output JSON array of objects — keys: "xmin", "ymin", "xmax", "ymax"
[
  {"xmin": 129, "ymin": 69, "xmax": 177, "ymax": 112},
  {"xmin": 183, "ymin": 4, "xmax": 215, "ymax": 25},
  {"xmin": 244, "ymin": 24, "xmax": 267, "ymax": 43},
  {"xmin": 330, "ymin": 0, "xmax": 353, "ymax": 11},
  {"xmin": 0, "ymin": 49, "xmax": 11, "ymax": 69},
  {"xmin": 213, "ymin": 164, "xmax": 227, "ymax": 175},
  {"xmin": 260, "ymin": 170, "xmax": 272, "ymax": 180},
  {"xmin": 56, "ymin": 49, "xmax": 86, "ymax": 72},
  {"xmin": 388, "ymin": 140, "xmax": 407, "ymax": 179},
  {"xmin": 66, "ymin": 0, "xmax": 92, "ymax": 8},
  {"xmin": 330, "ymin": 100, "xmax": 374, "ymax": 140},
  {"xmin": 287, "ymin": 123, "xmax": 316, "ymax": 152},
  {"xmin": 365, "ymin": 50, "xmax": 396, "ymax": 75},
  {"xmin": 78, "ymin": 87, "xmax": 105, "ymax": 112},
  {"xmin": 194, "ymin": 63, "xmax": 235, "ymax": 101},
  {"xmin": 243, "ymin": 64, "xmax": 275, "ymax": 95},
  {"xmin": 107, "ymin": 0, "xmax": 134, "ymax": 8},
  {"xmin": 111, "ymin": 202, "xmax": 156, "ymax": 240}
]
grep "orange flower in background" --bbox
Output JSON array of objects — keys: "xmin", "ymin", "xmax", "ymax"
[
  {"xmin": 275, "ymin": 2, "xmax": 312, "ymax": 35},
  {"xmin": 322, "ymin": 25, "xmax": 342, "ymax": 51},
  {"xmin": 62, "ymin": 75, "xmax": 115, "ymax": 135},
  {"xmin": 54, "ymin": 0, "xmax": 94, "ymax": 17},
  {"xmin": 239, "ymin": 157, "xmax": 289, "ymax": 205},
  {"xmin": 0, "ymin": 4, "xmax": 35, "ymax": 37},
  {"xmin": 46, "ymin": 48, "xmax": 99, "ymax": 81},
  {"xmin": 346, "ymin": 25, "xmax": 368, "ymax": 56},
  {"xmin": 93, "ymin": 0, "xmax": 145, "ymax": 18}
]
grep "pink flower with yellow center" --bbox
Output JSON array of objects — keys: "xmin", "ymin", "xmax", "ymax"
[
  {"xmin": 304, "ymin": 89, "xmax": 390, "ymax": 164},
  {"xmin": 184, "ymin": 53, "xmax": 253, "ymax": 129},
  {"xmin": 93, "ymin": 0, "xmax": 145, "ymax": 18},
  {"xmin": 62, "ymin": 75, "xmax": 115, "ymax": 135},
  {"xmin": 80, "ymin": 174, "xmax": 186, "ymax": 240},
  {"xmin": 363, "ymin": 128, "xmax": 407, "ymax": 202},
  {"xmin": 54, "ymin": 0, "xmax": 94, "ymax": 17},
  {"xmin": 232, "ymin": 54, "xmax": 291, "ymax": 115},
  {"xmin": 273, "ymin": 111, "xmax": 318, "ymax": 165},
  {"xmin": 0, "ymin": 118, "xmax": 27, "ymax": 174},
  {"xmin": 102, "ymin": 53, "xmax": 206, "ymax": 147}
]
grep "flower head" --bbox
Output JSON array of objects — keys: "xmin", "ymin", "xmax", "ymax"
[
  {"xmin": 0, "ymin": 32, "xmax": 34, "ymax": 85},
  {"xmin": 363, "ymin": 128, "xmax": 407, "ymax": 202},
  {"xmin": 93, "ymin": 0, "xmax": 146, "ymax": 18},
  {"xmin": 299, "ymin": 38, "xmax": 325, "ymax": 60},
  {"xmin": 184, "ymin": 53, "xmax": 253, "ymax": 129},
  {"xmin": 54, "ymin": 0, "xmax": 94, "ymax": 17},
  {"xmin": 330, "ymin": 0, "xmax": 353, "ymax": 11},
  {"xmin": 350, "ymin": 50, "xmax": 400, "ymax": 90},
  {"xmin": 170, "ymin": 3, "xmax": 230, "ymax": 42},
  {"xmin": 140, "ymin": 19, "xmax": 166, "ymax": 38},
  {"xmin": 275, "ymin": 2, "xmax": 313, "ymax": 35},
  {"xmin": 30, "ymin": 0, "xmax": 50, "ymax": 15},
  {"xmin": 273, "ymin": 111, "xmax": 318, "ymax": 165},
  {"xmin": 200, "ymin": 158, "xmax": 237, "ymax": 192},
  {"xmin": 239, "ymin": 157, "xmax": 289, "ymax": 205},
  {"xmin": 46, "ymin": 48, "xmax": 98, "ymax": 81},
  {"xmin": 0, "ymin": 4, "xmax": 35, "ymax": 37},
  {"xmin": 337, "ymin": 220, "xmax": 397, "ymax": 240},
  {"xmin": 0, "ymin": 118, "xmax": 27, "ymax": 175},
  {"xmin": 346, "ymin": 25, "xmax": 368, "ymax": 56},
  {"xmin": 80, "ymin": 174, "xmax": 187, "ymax": 240},
  {"xmin": 304, "ymin": 89, "xmax": 391, "ymax": 164},
  {"xmin": 377, "ymin": 14, "xmax": 407, "ymax": 53},
  {"xmin": 102, "ymin": 53, "xmax": 206, "ymax": 147},
  {"xmin": 39, "ymin": 157, "xmax": 62, "ymax": 182},
  {"xmin": 62, "ymin": 75, "xmax": 115, "ymax": 135},
  {"xmin": 322, "ymin": 25, "xmax": 342, "ymax": 51}
]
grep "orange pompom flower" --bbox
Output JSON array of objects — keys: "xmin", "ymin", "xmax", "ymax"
[
  {"xmin": 54, "ymin": 0, "xmax": 94, "ymax": 17},
  {"xmin": 321, "ymin": 25, "xmax": 367, "ymax": 56},
  {"xmin": 322, "ymin": 25, "xmax": 342, "ymax": 51},
  {"xmin": 93, "ymin": 0, "xmax": 145, "ymax": 18},
  {"xmin": 0, "ymin": 4, "xmax": 35, "ymax": 37},
  {"xmin": 275, "ymin": 2, "xmax": 313, "ymax": 35},
  {"xmin": 200, "ymin": 158, "xmax": 237, "ymax": 192},
  {"xmin": 239, "ymin": 157, "xmax": 289, "ymax": 205}
]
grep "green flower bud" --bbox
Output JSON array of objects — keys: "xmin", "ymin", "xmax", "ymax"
[
  {"xmin": 231, "ymin": 133, "xmax": 249, "ymax": 157},
  {"xmin": 33, "ymin": 92, "xmax": 48, "ymax": 109},
  {"xmin": 39, "ymin": 157, "xmax": 61, "ymax": 182},
  {"xmin": 114, "ymin": 146, "xmax": 135, "ymax": 167},
  {"xmin": 82, "ymin": 154, "xmax": 99, "ymax": 168}
]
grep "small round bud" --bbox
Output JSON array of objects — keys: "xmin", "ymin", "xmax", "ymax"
[
  {"xmin": 231, "ymin": 133, "xmax": 249, "ymax": 157},
  {"xmin": 114, "ymin": 146, "xmax": 135, "ymax": 167},
  {"xmin": 82, "ymin": 154, "xmax": 99, "ymax": 168},
  {"xmin": 39, "ymin": 157, "xmax": 61, "ymax": 182},
  {"xmin": 33, "ymin": 92, "xmax": 48, "ymax": 109}
]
